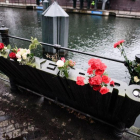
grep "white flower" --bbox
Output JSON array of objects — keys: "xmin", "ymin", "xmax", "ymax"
[
  {"xmin": 22, "ymin": 53, "xmax": 27, "ymax": 60},
  {"xmin": 16, "ymin": 53, "xmax": 21, "ymax": 59},
  {"xmin": 4, "ymin": 47, "xmax": 7, "ymax": 50},
  {"xmin": 17, "ymin": 58, "xmax": 21, "ymax": 62},
  {"xmin": 134, "ymin": 76, "xmax": 140, "ymax": 83},
  {"xmin": 56, "ymin": 60, "xmax": 64, "ymax": 67},
  {"xmin": 26, "ymin": 49, "xmax": 30, "ymax": 54}
]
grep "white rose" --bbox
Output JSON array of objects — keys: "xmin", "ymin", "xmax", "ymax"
[
  {"xmin": 22, "ymin": 53, "xmax": 27, "ymax": 60},
  {"xmin": 4, "ymin": 47, "xmax": 7, "ymax": 50},
  {"xmin": 134, "ymin": 76, "xmax": 140, "ymax": 83},
  {"xmin": 56, "ymin": 60, "xmax": 64, "ymax": 67},
  {"xmin": 19, "ymin": 49, "xmax": 26, "ymax": 55}
]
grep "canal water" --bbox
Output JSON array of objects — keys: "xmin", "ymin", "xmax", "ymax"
[{"xmin": 0, "ymin": 7, "xmax": 140, "ymax": 127}]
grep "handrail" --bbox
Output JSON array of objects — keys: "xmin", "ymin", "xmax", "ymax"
[{"xmin": 8, "ymin": 35, "xmax": 126, "ymax": 64}]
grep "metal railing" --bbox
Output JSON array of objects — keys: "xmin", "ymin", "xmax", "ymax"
[{"xmin": 8, "ymin": 34, "xmax": 126, "ymax": 64}]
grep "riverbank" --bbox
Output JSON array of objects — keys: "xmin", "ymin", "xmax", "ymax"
[
  {"xmin": 0, "ymin": 74, "xmax": 139, "ymax": 140},
  {"xmin": 1, "ymin": 3, "xmax": 140, "ymax": 19}
]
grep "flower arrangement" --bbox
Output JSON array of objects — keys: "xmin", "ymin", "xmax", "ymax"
[
  {"xmin": 56, "ymin": 57, "xmax": 75, "ymax": 78},
  {"xmin": 114, "ymin": 40, "xmax": 140, "ymax": 84},
  {"xmin": 76, "ymin": 58, "xmax": 114, "ymax": 95},
  {"xmin": 9, "ymin": 37, "xmax": 41, "ymax": 67}
]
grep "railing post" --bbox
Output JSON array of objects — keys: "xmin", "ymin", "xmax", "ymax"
[
  {"xmin": 0, "ymin": 25, "xmax": 9, "ymax": 46},
  {"xmin": 0, "ymin": 25, "xmax": 18, "ymax": 93}
]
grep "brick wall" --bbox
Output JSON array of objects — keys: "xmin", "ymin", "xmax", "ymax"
[{"xmin": 110, "ymin": 0, "xmax": 140, "ymax": 12}]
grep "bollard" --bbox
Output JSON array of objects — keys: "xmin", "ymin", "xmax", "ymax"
[
  {"xmin": 42, "ymin": 1, "xmax": 69, "ymax": 56},
  {"xmin": 43, "ymin": 0, "xmax": 49, "ymax": 11},
  {"xmin": 0, "ymin": 25, "xmax": 18, "ymax": 92}
]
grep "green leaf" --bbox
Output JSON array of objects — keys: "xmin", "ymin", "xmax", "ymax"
[
  {"xmin": 7, "ymin": 44, "xmax": 11, "ymax": 50},
  {"xmin": 29, "ymin": 37, "xmax": 42, "ymax": 51}
]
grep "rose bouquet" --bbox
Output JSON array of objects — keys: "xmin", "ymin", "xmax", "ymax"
[
  {"xmin": 114, "ymin": 40, "xmax": 140, "ymax": 84},
  {"xmin": 76, "ymin": 58, "xmax": 114, "ymax": 95},
  {"xmin": 9, "ymin": 37, "xmax": 41, "ymax": 67},
  {"xmin": 56, "ymin": 57, "xmax": 75, "ymax": 78}
]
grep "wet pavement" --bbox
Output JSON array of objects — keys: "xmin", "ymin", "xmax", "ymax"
[{"xmin": 0, "ymin": 74, "xmax": 140, "ymax": 140}]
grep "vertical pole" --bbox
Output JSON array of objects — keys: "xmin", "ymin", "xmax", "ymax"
[
  {"xmin": 0, "ymin": 25, "xmax": 18, "ymax": 92},
  {"xmin": 73, "ymin": 0, "xmax": 76, "ymax": 8},
  {"xmin": 94, "ymin": 0, "xmax": 97, "ymax": 9},
  {"xmin": 102, "ymin": 0, "xmax": 107, "ymax": 10},
  {"xmin": 43, "ymin": 0, "xmax": 49, "ymax": 11}
]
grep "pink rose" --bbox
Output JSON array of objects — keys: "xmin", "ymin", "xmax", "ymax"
[
  {"xmin": 102, "ymin": 75, "xmax": 111, "ymax": 84},
  {"xmin": 100, "ymin": 87, "xmax": 109, "ymax": 95},
  {"xmin": 95, "ymin": 63, "xmax": 107, "ymax": 75},
  {"xmin": 61, "ymin": 57, "xmax": 65, "ymax": 62},
  {"xmin": 87, "ymin": 67, "xmax": 93, "ymax": 75},
  {"xmin": 110, "ymin": 80, "xmax": 115, "ymax": 86},
  {"xmin": 89, "ymin": 75, "xmax": 102, "ymax": 86},
  {"xmin": 114, "ymin": 42, "xmax": 119, "ymax": 48},
  {"xmin": 76, "ymin": 76, "xmax": 85, "ymax": 86},
  {"xmin": 118, "ymin": 40, "xmax": 125, "ymax": 44},
  {"xmin": 91, "ymin": 59, "xmax": 102, "ymax": 70}
]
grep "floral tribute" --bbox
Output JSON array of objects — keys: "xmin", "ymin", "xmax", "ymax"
[
  {"xmin": 114, "ymin": 40, "xmax": 140, "ymax": 84},
  {"xmin": 0, "ymin": 43, "xmax": 10, "ymax": 55},
  {"xmin": 56, "ymin": 57, "xmax": 75, "ymax": 78},
  {"xmin": 9, "ymin": 37, "xmax": 41, "ymax": 67},
  {"xmin": 76, "ymin": 58, "xmax": 114, "ymax": 95}
]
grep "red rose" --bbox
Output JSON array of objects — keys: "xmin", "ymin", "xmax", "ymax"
[
  {"xmin": 0, "ymin": 43, "xmax": 4, "ymax": 50},
  {"xmin": 93, "ymin": 85, "xmax": 101, "ymax": 91},
  {"xmin": 76, "ymin": 76, "xmax": 85, "ymax": 86},
  {"xmin": 110, "ymin": 80, "xmax": 115, "ymax": 86},
  {"xmin": 9, "ymin": 52, "xmax": 16, "ymax": 59},
  {"xmin": 89, "ymin": 75, "xmax": 102, "ymax": 86},
  {"xmin": 100, "ymin": 87, "xmax": 109, "ymax": 95},
  {"xmin": 61, "ymin": 57, "xmax": 65, "ymax": 62},
  {"xmin": 114, "ymin": 42, "xmax": 119, "ymax": 48},
  {"xmin": 102, "ymin": 75, "xmax": 111, "ymax": 84},
  {"xmin": 87, "ymin": 67, "xmax": 93, "ymax": 75},
  {"xmin": 91, "ymin": 59, "xmax": 101, "ymax": 70}
]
